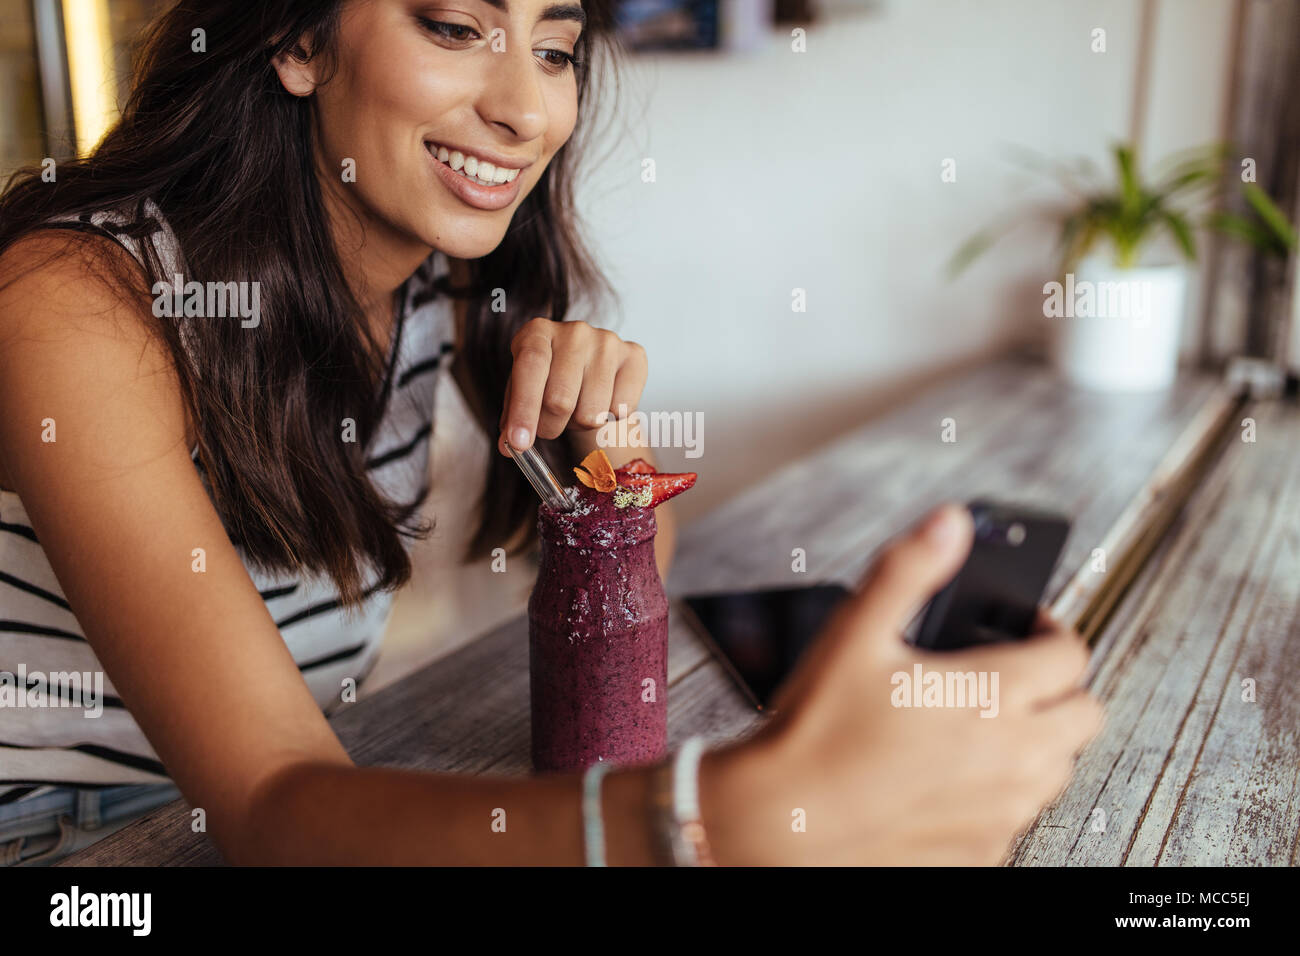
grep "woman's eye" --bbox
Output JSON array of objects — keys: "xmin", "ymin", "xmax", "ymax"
[
  {"xmin": 418, "ymin": 18, "xmax": 480, "ymax": 43},
  {"xmin": 536, "ymin": 48, "xmax": 579, "ymax": 71}
]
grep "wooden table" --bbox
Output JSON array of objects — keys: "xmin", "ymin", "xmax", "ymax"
[
  {"xmin": 65, "ymin": 356, "xmax": 1295, "ymax": 866},
  {"xmin": 1011, "ymin": 394, "xmax": 1300, "ymax": 865}
]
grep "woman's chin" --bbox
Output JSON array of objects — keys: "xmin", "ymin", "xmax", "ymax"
[{"xmin": 426, "ymin": 226, "xmax": 510, "ymax": 263}]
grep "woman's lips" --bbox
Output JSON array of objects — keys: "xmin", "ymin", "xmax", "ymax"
[{"xmin": 425, "ymin": 143, "xmax": 523, "ymax": 211}]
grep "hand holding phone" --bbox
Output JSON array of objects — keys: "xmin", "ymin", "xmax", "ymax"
[
  {"xmin": 910, "ymin": 499, "xmax": 1071, "ymax": 650},
  {"xmin": 695, "ymin": 504, "xmax": 1103, "ymax": 866}
]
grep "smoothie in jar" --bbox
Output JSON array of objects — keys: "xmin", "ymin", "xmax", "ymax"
[{"xmin": 528, "ymin": 453, "xmax": 696, "ymax": 772}]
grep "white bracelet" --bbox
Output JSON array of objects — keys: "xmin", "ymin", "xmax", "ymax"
[
  {"xmin": 651, "ymin": 736, "xmax": 716, "ymax": 866},
  {"xmin": 582, "ymin": 759, "xmax": 613, "ymax": 867},
  {"xmin": 674, "ymin": 736, "xmax": 707, "ymax": 825}
]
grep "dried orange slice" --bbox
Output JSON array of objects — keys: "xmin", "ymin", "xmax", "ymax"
[{"xmin": 574, "ymin": 448, "xmax": 617, "ymax": 492}]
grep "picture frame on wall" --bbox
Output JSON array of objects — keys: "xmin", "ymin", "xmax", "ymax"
[
  {"xmin": 613, "ymin": 0, "xmax": 863, "ymax": 54},
  {"xmin": 614, "ymin": 0, "xmax": 723, "ymax": 50}
]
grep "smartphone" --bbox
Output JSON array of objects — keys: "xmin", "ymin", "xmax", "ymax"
[
  {"xmin": 681, "ymin": 583, "xmax": 851, "ymax": 710},
  {"xmin": 910, "ymin": 499, "xmax": 1071, "ymax": 650}
]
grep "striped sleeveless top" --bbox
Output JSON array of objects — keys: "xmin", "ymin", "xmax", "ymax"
[{"xmin": 0, "ymin": 199, "xmax": 456, "ymax": 799}]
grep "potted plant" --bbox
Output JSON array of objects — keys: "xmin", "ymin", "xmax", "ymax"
[
  {"xmin": 1209, "ymin": 182, "xmax": 1300, "ymax": 365},
  {"xmin": 951, "ymin": 143, "xmax": 1295, "ymax": 392}
]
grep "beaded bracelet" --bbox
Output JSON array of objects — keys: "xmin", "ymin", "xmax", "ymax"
[{"xmin": 649, "ymin": 736, "xmax": 716, "ymax": 866}]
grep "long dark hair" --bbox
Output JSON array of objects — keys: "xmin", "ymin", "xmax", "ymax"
[{"xmin": 0, "ymin": 0, "xmax": 620, "ymax": 606}]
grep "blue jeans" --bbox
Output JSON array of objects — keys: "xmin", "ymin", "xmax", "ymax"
[{"xmin": 0, "ymin": 783, "xmax": 180, "ymax": 866}]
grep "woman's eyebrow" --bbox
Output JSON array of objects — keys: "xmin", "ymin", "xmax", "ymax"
[{"xmin": 476, "ymin": 0, "xmax": 587, "ymax": 28}]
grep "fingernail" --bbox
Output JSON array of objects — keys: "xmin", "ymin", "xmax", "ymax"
[
  {"xmin": 924, "ymin": 506, "xmax": 961, "ymax": 546},
  {"xmin": 511, "ymin": 426, "xmax": 531, "ymax": 449}
]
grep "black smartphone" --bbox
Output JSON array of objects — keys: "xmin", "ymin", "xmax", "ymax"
[
  {"xmin": 910, "ymin": 499, "xmax": 1071, "ymax": 650},
  {"xmin": 681, "ymin": 583, "xmax": 851, "ymax": 710}
]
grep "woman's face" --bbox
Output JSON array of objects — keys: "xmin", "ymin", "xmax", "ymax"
[{"xmin": 306, "ymin": 0, "xmax": 584, "ymax": 261}]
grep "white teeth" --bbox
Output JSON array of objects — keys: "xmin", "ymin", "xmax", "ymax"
[{"xmin": 427, "ymin": 143, "xmax": 518, "ymax": 186}]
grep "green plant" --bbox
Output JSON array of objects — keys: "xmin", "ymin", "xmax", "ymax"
[
  {"xmin": 949, "ymin": 142, "xmax": 1294, "ymax": 277},
  {"xmin": 1208, "ymin": 183, "xmax": 1298, "ymax": 259}
]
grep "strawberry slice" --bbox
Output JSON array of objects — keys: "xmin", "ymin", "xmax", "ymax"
[
  {"xmin": 614, "ymin": 458, "xmax": 657, "ymax": 476},
  {"xmin": 619, "ymin": 471, "xmax": 696, "ymax": 507}
]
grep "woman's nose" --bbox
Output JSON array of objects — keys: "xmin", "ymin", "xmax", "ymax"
[{"xmin": 475, "ymin": 42, "xmax": 548, "ymax": 143}]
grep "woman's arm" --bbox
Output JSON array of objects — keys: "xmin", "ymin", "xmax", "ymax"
[{"xmin": 0, "ymin": 234, "xmax": 696, "ymax": 865}]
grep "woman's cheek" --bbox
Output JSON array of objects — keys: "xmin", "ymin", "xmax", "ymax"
[{"xmin": 545, "ymin": 83, "xmax": 580, "ymax": 152}]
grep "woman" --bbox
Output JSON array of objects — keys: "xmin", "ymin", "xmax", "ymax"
[{"xmin": 0, "ymin": 0, "xmax": 1101, "ymax": 865}]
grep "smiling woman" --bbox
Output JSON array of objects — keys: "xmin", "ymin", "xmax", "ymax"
[
  {"xmin": 0, "ymin": 0, "xmax": 658, "ymax": 863},
  {"xmin": 0, "ymin": 0, "xmax": 1103, "ymax": 871},
  {"xmin": 0, "ymin": 0, "xmax": 623, "ymax": 605}
]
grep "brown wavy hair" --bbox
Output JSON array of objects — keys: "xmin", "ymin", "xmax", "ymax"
[{"xmin": 0, "ymin": 0, "xmax": 621, "ymax": 605}]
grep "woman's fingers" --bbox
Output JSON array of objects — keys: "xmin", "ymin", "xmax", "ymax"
[
  {"xmin": 571, "ymin": 331, "xmax": 619, "ymax": 431},
  {"xmin": 501, "ymin": 320, "xmax": 554, "ymax": 452},
  {"xmin": 965, "ymin": 626, "xmax": 1092, "ymax": 713},
  {"xmin": 609, "ymin": 341, "xmax": 647, "ymax": 420},
  {"xmin": 497, "ymin": 378, "xmax": 515, "ymax": 456},
  {"xmin": 499, "ymin": 320, "xmax": 649, "ymax": 456},
  {"xmin": 536, "ymin": 345, "xmax": 587, "ymax": 441},
  {"xmin": 854, "ymin": 504, "xmax": 974, "ymax": 639},
  {"xmin": 1030, "ymin": 607, "xmax": 1061, "ymax": 636},
  {"xmin": 767, "ymin": 504, "xmax": 972, "ymax": 715},
  {"xmin": 1034, "ymin": 689, "xmax": 1106, "ymax": 759}
]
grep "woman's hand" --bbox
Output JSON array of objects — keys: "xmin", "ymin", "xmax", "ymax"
[
  {"xmin": 699, "ymin": 503, "xmax": 1105, "ymax": 865},
  {"xmin": 497, "ymin": 317, "xmax": 648, "ymax": 457}
]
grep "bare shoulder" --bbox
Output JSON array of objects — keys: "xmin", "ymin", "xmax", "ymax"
[
  {"xmin": 0, "ymin": 229, "xmax": 192, "ymax": 484},
  {"xmin": 0, "ymin": 228, "xmax": 166, "ymax": 361}
]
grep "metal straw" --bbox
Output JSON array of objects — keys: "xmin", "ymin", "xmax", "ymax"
[{"xmin": 508, "ymin": 442, "xmax": 574, "ymax": 512}]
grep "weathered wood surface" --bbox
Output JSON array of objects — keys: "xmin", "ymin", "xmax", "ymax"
[
  {"xmin": 666, "ymin": 358, "xmax": 1222, "ymax": 602},
  {"xmin": 1047, "ymin": 388, "xmax": 1243, "ymax": 639},
  {"xmin": 64, "ymin": 357, "xmax": 1230, "ymax": 865},
  {"xmin": 1012, "ymin": 398, "xmax": 1300, "ymax": 865}
]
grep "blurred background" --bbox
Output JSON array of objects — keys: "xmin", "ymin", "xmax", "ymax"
[
  {"xmin": 3, "ymin": 0, "xmax": 1298, "ymax": 672},
  {"xmin": 1, "ymin": 0, "xmax": 160, "ymax": 166},
  {"xmin": 573, "ymin": 0, "xmax": 1299, "ymax": 522}
]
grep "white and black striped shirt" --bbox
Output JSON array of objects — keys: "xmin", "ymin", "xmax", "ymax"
[{"xmin": 0, "ymin": 199, "xmax": 456, "ymax": 800}]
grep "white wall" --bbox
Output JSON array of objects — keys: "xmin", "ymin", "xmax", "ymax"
[
  {"xmin": 578, "ymin": 0, "xmax": 1235, "ymax": 522},
  {"xmin": 1140, "ymin": 0, "xmax": 1237, "ymax": 356}
]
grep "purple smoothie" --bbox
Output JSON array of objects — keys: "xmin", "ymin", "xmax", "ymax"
[{"xmin": 529, "ymin": 483, "xmax": 668, "ymax": 772}]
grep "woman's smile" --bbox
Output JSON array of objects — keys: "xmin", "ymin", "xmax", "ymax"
[{"xmin": 424, "ymin": 140, "xmax": 528, "ymax": 211}]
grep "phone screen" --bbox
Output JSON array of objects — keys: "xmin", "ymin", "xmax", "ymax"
[{"xmin": 681, "ymin": 584, "xmax": 851, "ymax": 709}]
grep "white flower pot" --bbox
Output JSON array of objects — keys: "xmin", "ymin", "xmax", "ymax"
[{"xmin": 1048, "ymin": 258, "xmax": 1188, "ymax": 392}]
